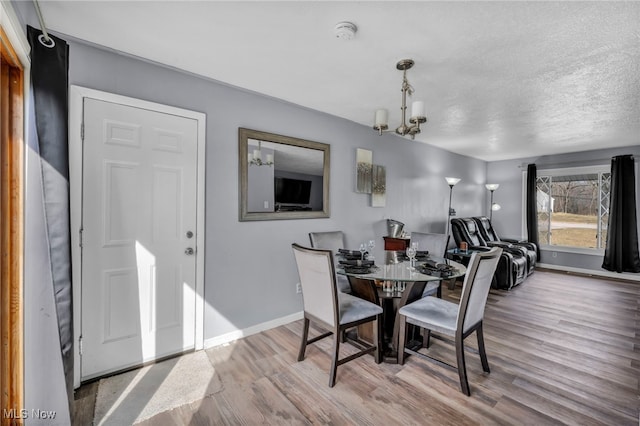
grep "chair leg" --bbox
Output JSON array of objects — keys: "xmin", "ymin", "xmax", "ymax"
[
  {"xmin": 297, "ymin": 318, "xmax": 310, "ymax": 362},
  {"xmin": 329, "ymin": 331, "xmax": 340, "ymax": 387},
  {"xmin": 397, "ymin": 315, "xmax": 407, "ymax": 365},
  {"xmin": 374, "ymin": 315, "xmax": 382, "ymax": 364},
  {"xmin": 447, "ymin": 278, "xmax": 456, "ymax": 290},
  {"xmin": 476, "ymin": 322, "xmax": 490, "ymax": 373},
  {"xmin": 455, "ymin": 336, "xmax": 471, "ymax": 396}
]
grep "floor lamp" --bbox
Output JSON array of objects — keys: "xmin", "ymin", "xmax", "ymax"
[
  {"xmin": 445, "ymin": 177, "xmax": 461, "ymax": 250},
  {"xmin": 485, "ymin": 183, "xmax": 500, "ymax": 222}
]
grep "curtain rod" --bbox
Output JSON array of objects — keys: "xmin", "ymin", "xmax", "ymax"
[
  {"xmin": 518, "ymin": 155, "xmax": 636, "ymax": 169},
  {"xmin": 611, "ymin": 155, "xmax": 635, "ymax": 161},
  {"xmin": 33, "ymin": 0, "xmax": 55, "ymax": 48}
]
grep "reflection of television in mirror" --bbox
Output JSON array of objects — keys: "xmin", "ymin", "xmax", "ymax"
[{"xmin": 275, "ymin": 177, "xmax": 311, "ymax": 205}]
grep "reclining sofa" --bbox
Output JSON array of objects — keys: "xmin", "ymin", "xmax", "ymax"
[
  {"xmin": 451, "ymin": 217, "xmax": 535, "ymax": 290},
  {"xmin": 472, "ymin": 216, "xmax": 537, "ymax": 274}
]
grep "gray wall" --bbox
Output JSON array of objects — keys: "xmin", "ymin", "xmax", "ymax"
[{"xmin": 487, "ymin": 146, "xmax": 640, "ymax": 277}]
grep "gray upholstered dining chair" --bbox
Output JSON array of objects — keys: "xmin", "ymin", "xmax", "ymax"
[
  {"xmin": 409, "ymin": 232, "xmax": 449, "ymax": 258},
  {"xmin": 292, "ymin": 243, "xmax": 383, "ymax": 387},
  {"xmin": 309, "ymin": 231, "xmax": 351, "ymax": 293},
  {"xmin": 397, "ymin": 246, "xmax": 502, "ymax": 396},
  {"xmin": 410, "ymin": 232, "xmax": 450, "ymax": 298}
]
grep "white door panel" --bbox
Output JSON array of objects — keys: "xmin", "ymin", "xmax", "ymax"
[{"xmin": 81, "ymin": 98, "xmax": 198, "ymax": 379}]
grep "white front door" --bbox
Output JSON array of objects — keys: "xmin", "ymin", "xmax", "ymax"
[{"xmin": 81, "ymin": 98, "xmax": 199, "ymax": 380}]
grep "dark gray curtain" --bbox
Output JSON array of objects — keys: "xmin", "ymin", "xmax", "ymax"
[
  {"xmin": 526, "ymin": 163, "xmax": 540, "ymax": 257},
  {"xmin": 602, "ymin": 155, "xmax": 640, "ymax": 273},
  {"xmin": 27, "ymin": 26, "xmax": 73, "ymax": 412}
]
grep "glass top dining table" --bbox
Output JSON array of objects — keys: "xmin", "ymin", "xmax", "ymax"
[
  {"xmin": 336, "ymin": 255, "xmax": 467, "ymax": 363},
  {"xmin": 337, "ymin": 256, "xmax": 466, "ymax": 284}
]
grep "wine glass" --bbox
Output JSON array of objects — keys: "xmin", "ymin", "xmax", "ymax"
[
  {"xmin": 406, "ymin": 246, "xmax": 417, "ymax": 270},
  {"xmin": 359, "ymin": 243, "xmax": 367, "ymax": 261},
  {"xmin": 367, "ymin": 240, "xmax": 376, "ymax": 262},
  {"xmin": 411, "ymin": 242, "xmax": 419, "ymax": 264}
]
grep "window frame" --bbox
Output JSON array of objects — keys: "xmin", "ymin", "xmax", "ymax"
[{"xmin": 534, "ymin": 165, "xmax": 611, "ymax": 255}]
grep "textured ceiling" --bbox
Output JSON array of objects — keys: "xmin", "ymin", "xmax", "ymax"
[{"xmin": 36, "ymin": 1, "xmax": 640, "ymax": 161}]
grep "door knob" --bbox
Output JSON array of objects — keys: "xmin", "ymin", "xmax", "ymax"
[{"xmin": 185, "ymin": 247, "xmax": 194, "ymax": 255}]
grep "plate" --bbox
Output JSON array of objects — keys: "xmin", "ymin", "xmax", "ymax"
[{"xmin": 343, "ymin": 265, "xmax": 374, "ymax": 274}]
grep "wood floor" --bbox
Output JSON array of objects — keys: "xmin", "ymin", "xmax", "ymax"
[{"xmin": 75, "ymin": 269, "xmax": 640, "ymax": 425}]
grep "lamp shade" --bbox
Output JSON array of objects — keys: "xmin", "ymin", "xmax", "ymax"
[
  {"xmin": 445, "ymin": 177, "xmax": 461, "ymax": 186},
  {"xmin": 374, "ymin": 109, "xmax": 388, "ymax": 126},
  {"xmin": 485, "ymin": 183, "xmax": 500, "ymax": 191},
  {"xmin": 411, "ymin": 101, "xmax": 425, "ymax": 118}
]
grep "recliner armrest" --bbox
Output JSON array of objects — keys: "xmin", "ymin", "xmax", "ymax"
[
  {"xmin": 489, "ymin": 241, "xmax": 527, "ymax": 257},
  {"xmin": 486, "ymin": 241, "xmax": 513, "ymax": 249},
  {"xmin": 502, "ymin": 238, "xmax": 537, "ymax": 253},
  {"xmin": 502, "ymin": 237, "xmax": 527, "ymax": 244},
  {"xmin": 469, "ymin": 245, "xmax": 491, "ymax": 251}
]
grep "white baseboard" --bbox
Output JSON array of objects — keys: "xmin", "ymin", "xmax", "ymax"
[
  {"xmin": 537, "ymin": 263, "xmax": 640, "ymax": 282},
  {"xmin": 203, "ymin": 311, "xmax": 304, "ymax": 350}
]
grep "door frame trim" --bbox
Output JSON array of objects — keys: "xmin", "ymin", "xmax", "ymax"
[
  {"xmin": 1, "ymin": 6, "xmax": 27, "ymax": 414},
  {"xmin": 69, "ymin": 86, "xmax": 207, "ymax": 388}
]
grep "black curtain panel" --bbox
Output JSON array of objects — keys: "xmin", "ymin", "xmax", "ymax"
[
  {"xmin": 602, "ymin": 155, "xmax": 640, "ymax": 273},
  {"xmin": 526, "ymin": 163, "xmax": 540, "ymax": 257},
  {"xmin": 27, "ymin": 26, "xmax": 73, "ymax": 411}
]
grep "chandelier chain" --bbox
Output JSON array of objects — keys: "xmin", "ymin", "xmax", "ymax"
[{"xmin": 402, "ymin": 70, "xmax": 414, "ymax": 96}]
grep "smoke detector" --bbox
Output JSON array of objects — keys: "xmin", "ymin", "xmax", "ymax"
[{"xmin": 334, "ymin": 22, "xmax": 357, "ymax": 41}]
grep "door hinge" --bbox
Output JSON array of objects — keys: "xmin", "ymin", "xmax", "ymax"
[
  {"xmin": 79, "ymin": 336, "xmax": 83, "ymax": 356},
  {"xmin": 79, "ymin": 228, "xmax": 84, "ymax": 248},
  {"xmin": 81, "ymin": 123, "xmax": 84, "ymax": 141}
]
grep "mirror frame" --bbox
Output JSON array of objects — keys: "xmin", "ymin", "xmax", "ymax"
[{"xmin": 239, "ymin": 128, "xmax": 330, "ymax": 221}]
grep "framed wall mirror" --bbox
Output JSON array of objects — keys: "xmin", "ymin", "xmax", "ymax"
[{"xmin": 239, "ymin": 128, "xmax": 330, "ymax": 221}]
